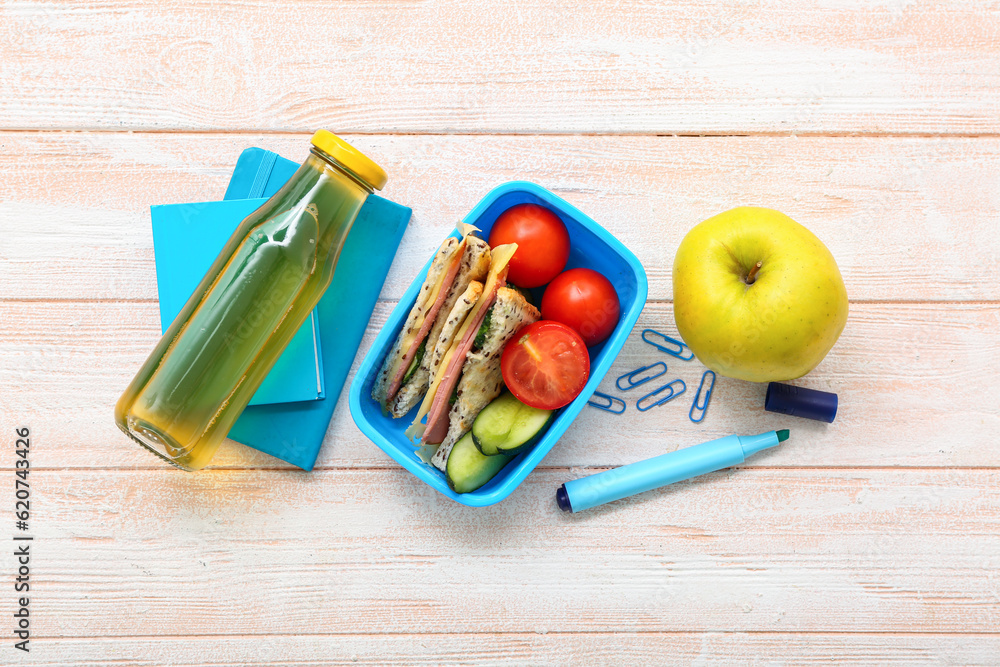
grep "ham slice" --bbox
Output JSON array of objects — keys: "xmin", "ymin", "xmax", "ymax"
[
  {"xmin": 421, "ymin": 280, "xmax": 502, "ymax": 444},
  {"xmin": 385, "ymin": 248, "xmax": 464, "ymax": 403}
]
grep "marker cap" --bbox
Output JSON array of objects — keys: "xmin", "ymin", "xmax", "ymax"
[
  {"xmin": 556, "ymin": 485, "xmax": 572, "ymax": 512},
  {"xmin": 765, "ymin": 382, "xmax": 838, "ymax": 423}
]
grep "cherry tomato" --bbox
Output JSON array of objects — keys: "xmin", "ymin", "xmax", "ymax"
[
  {"xmin": 501, "ymin": 321, "xmax": 590, "ymax": 410},
  {"xmin": 541, "ymin": 268, "xmax": 620, "ymax": 346},
  {"xmin": 488, "ymin": 204, "xmax": 570, "ymax": 288}
]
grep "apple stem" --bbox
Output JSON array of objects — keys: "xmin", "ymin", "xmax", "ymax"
[{"xmin": 745, "ymin": 261, "xmax": 763, "ymax": 285}]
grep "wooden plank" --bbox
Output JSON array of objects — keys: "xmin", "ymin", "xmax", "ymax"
[
  {"xmin": 0, "ymin": 1, "xmax": 997, "ymax": 134},
  {"xmin": 20, "ymin": 633, "xmax": 1000, "ymax": 666},
  {"xmin": 2, "ymin": 300, "xmax": 997, "ymax": 470},
  {"xmin": 3, "ymin": 132, "xmax": 1000, "ymax": 302},
  {"xmin": 8, "ymin": 468, "xmax": 1000, "ymax": 636}
]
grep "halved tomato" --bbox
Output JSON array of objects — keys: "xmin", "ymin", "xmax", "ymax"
[{"xmin": 501, "ymin": 321, "xmax": 590, "ymax": 410}]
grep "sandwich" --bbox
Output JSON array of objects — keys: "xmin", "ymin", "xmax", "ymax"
[
  {"xmin": 404, "ymin": 245, "xmax": 540, "ymax": 470},
  {"xmin": 375, "ymin": 233, "xmax": 540, "ymax": 472},
  {"xmin": 372, "ymin": 225, "xmax": 491, "ymax": 417}
]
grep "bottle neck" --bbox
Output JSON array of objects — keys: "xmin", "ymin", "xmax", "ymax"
[{"xmin": 309, "ymin": 146, "xmax": 375, "ymax": 194}]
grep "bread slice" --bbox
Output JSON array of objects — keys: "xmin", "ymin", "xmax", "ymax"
[{"xmin": 430, "ymin": 286, "xmax": 540, "ymax": 471}]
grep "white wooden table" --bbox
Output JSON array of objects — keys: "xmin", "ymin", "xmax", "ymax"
[{"xmin": 2, "ymin": 1, "xmax": 999, "ymax": 664}]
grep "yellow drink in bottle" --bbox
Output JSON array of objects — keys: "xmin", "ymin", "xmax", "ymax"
[{"xmin": 115, "ymin": 132, "xmax": 386, "ymax": 470}]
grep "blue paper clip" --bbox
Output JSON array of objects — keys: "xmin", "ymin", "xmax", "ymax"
[
  {"xmin": 689, "ymin": 370, "xmax": 716, "ymax": 423},
  {"xmin": 642, "ymin": 329, "xmax": 695, "ymax": 361},
  {"xmin": 587, "ymin": 391, "xmax": 626, "ymax": 414},
  {"xmin": 636, "ymin": 379, "xmax": 687, "ymax": 412},
  {"xmin": 616, "ymin": 361, "xmax": 668, "ymax": 391}
]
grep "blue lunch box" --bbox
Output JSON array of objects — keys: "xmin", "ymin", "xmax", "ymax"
[{"xmin": 348, "ymin": 181, "xmax": 648, "ymax": 506}]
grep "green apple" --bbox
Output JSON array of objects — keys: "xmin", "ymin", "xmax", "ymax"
[{"xmin": 672, "ymin": 207, "xmax": 848, "ymax": 382}]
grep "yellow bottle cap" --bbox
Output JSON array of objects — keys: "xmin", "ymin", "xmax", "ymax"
[{"xmin": 310, "ymin": 130, "xmax": 388, "ymax": 191}]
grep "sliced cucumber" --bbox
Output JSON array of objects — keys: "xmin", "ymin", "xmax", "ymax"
[
  {"xmin": 446, "ymin": 432, "xmax": 514, "ymax": 494},
  {"xmin": 471, "ymin": 392, "xmax": 553, "ymax": 456}
]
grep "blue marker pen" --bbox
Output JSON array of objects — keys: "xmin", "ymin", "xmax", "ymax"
[{"xmin": 556, "ymin": 430, "xmax": 790, "ymax": 513}]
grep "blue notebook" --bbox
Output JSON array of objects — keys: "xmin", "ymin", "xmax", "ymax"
[
  {"xmin": 151, "ymin": 199, "xmax": 325, "ymax": 406},
  {"xmin": 222, "ymin": 148, "xmax": 411, "ymax": 469}
]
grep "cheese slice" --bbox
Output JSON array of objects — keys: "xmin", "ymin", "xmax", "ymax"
[{"xmin": 406, "ymin": 243, "xmax": 517, "ymax": 441}]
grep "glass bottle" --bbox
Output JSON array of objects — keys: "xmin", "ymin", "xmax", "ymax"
[{"xmin": 115, "ymin": 131, "xmax": 386, "ymax": 470}]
